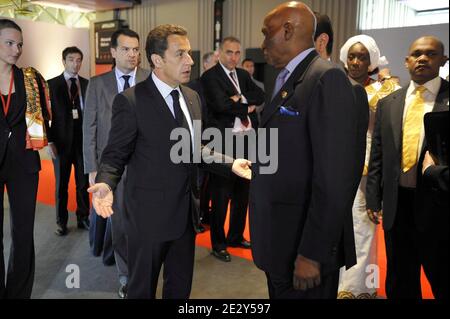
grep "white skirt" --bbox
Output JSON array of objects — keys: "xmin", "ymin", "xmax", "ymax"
[{"xmin": 337, "ymin": 176, "xmax": 378, "ymax": 299}]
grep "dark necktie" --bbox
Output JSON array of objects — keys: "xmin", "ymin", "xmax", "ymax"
[
  {"xmin": 69, "ymin": 77, "xmax": 82, "ymax": 119},
  {"xmin": 69, "ymin": 78, "xmax": 82, "ymax": 126},
  {"xmin": 230, "ymin": 71, "xmax": 249, "ymax": 127},
  {"xmin": 122, "ymin": 75, "xmax": 131, "ymax": 90},
  {"xmin": 69, "ymin": 78, "xmax": 79, "ymax": 105},
  {"xmin": 229, "ymin": 71, "xmax": 238, "ymax": 87},
  {"xmin": 170, "ymin": 90, "xmax": 184, "ymax": 126},
  {"xmin": 241, "ymin": 117, "xmax": 249, "ymax": 127}
]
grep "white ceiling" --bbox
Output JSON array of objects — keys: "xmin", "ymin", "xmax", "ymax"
[
  {"xmin": 398, "ymin": 0, "xmax": 449, "ymax": 11},
  {"xmin": 29, "ymin": 0, "xmax": 137, "ymax": 12}
]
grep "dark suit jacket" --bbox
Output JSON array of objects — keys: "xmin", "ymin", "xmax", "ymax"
[
  {"xmin": 249, "ymin": 51, "xmax": 359, "ymax": 276},
  {"xmin": 187, "ymin": 78, "xmax": 208, "ymax": 127},
  {"xmin": 48, "ymin": 73, "xmax": 88, "ymax": 154},
  {"xmin": 423, "ymin": 165, "xmax": 449, "ymax": 192},
  {"xmin": 201, "ymin": 63, "xmax": 264, "ymax": 131},
  {"xmin": 366, "ymin": 79, "xmax": 449, "ymax": 231},
  {"xmin": 417, "ymin": 110, "xmax": 449, "ymax": 238},
  {"xmin": 0, "ymin": 65, "xmax": 50, "ymax": 174},
  {"xmin": 418, "ymin": 164, "xmax": 449, "ymax": 239},
  {"xmin": 344, "ymin": 78, "xmax": 370, "ymax": 260},
  {"xmin": 95, "ymin": 75, "xmax": 232, "ymax": 242},
  {"xmin": 82, "ymin": 67, "xmax": 150, "ymax": 174},
  {"xmin": 349, "ymin": 78, "xmax": 370, "ymax": 177}
]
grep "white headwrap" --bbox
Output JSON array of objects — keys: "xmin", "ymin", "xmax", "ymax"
[{"xmin": 340, "ymin": 35, "xmax": 389, "ymax": 72}]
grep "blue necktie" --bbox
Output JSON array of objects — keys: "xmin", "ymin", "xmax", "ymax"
[
  {"xmin": 122, "ymin": 75, "xmax": 131, "ymax": 90},
  {"xmin": 271, "ymin": 68, "xmax": 289, "ymax": 100}
]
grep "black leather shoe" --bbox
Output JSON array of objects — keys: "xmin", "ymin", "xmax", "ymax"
[
  {"xmin": 228, "ymin": 240, "xmax": 251, "ymax": 249},
  {"xmin": 118, "ymin": 284, "xmax": 127, "ymax": 299},
  {"xmin": 55, "ymin": 225, "xmax": 68, "ymax": 236},
  {"xmin": 77, "ymin": 218, "xmax": 90, "ymax": 230},
  {"xmin": 212, "ymin": 249, "xmax": 231, "ymax": 262}
]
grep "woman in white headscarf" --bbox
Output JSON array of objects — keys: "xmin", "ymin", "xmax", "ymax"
[{"xmin": 337, "ymin": 35, "xmax": 400, "ymax": 299}]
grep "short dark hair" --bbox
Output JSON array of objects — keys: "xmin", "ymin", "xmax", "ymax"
[
  {"xmin": 110, "ymin": 28, "xmax": 140, "ymax": 49},
  {"xmin": 313, "ymin": 12, "xmax": 334, "ymax": 56},
  {"xmin": 242, "ymin": 58, "xmax": 254, "ymax": 65},
  {"xmin": 220, "ymin": 36, "xmax": 240, "ymax": 49},
  {"xmin": 203, "ymin": 51, "xmax": 215, "ymax": 64},
  {"xmin": 62, "ymin": 46, "xmax": 83, "ymax": 61},
  {"xmin": 145, "ymin": 24, "xmax": 188, "ymax": 68},
  {"xmin": 0, "ymin": 19, "xmax": 22, "ymax": 34}
]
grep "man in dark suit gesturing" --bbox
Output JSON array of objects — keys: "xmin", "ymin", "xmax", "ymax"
[
  {"xmin": 366, "ymin": 36, "xmax": 448, "ymax": 299},
  {"xmin": 47, "ymin": 46, "xmax": 89, "ymax": 236},
  {"xmin": 88, "ymin": 24, "xmax": 251, "ymax": 299},
  {"xmin": 250, "ymin": 2, "xmax": 360, "ymax": 299},
  {"xmin": 201, "ymin": 37, "xmax": 264, "ymax": 262}
]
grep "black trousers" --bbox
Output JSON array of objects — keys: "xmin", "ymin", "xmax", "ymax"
[
  {"xmin": 199, "ymin": 170, "xmax": 211, "ymax": 224},
  {"xmin": 384, "ymin": 187, "xmax": 422, "ymax": 299},
  {"xmin": 419, "ymin": 229, "xmax": 448, "ymax": 300},
  {"xmin": 89, "ymin": 208, "xmax": 115, "ymax": 265},
  {"xmin": 0, "ymin": 147, "xmax": 38, "ymax": 299},
  {"xmin": 53, "ymin": 136, "xmax": 89, "ymax": 226},
  {"xmin": 265, "ymin": 270, "xmax": 340, "ymax": 299},
  {"xmin": 111, "ymin": 174, "xmax": 128, "ymax": 284},
  {"xmin": 126, "ymin": 220, "xmax": 196, "ymax": 299},
  {"xmin": 209, "ymin": 173, "xmax": 250, "ymax": 251}
]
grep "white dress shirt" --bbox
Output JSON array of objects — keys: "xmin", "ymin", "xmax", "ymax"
[
  {"xmin": 151, "ymin": 72, "xmax": 194, "ymax": 146},
  {"xmin": 219, "ymin": 62, "xmax": 253, "ymax": 133},
  {"xmin": 115, "ymin": 67, "xmax": 137, "ymax": 93},
  {"xmin": 219, "ymin": 62, "xmax": 249, "ymax": 104}
]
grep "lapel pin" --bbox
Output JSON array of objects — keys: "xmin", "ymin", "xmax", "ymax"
[{"xmin": 281, "ymin": 91, "xmax": 288, "ymax": 99}]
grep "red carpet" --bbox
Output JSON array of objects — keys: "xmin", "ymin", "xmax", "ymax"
[
  {"xmin": 37, "ymin": 159, "xmax": 434, "ymax": 298},
  {"xmin": 38, "ymin": 159, "xmax": 81, "ymax": 212}
]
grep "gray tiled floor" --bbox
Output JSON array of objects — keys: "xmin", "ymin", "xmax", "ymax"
[{"xmin": 2, "ymin": 195, "xmax": 268, "ymax": 299}]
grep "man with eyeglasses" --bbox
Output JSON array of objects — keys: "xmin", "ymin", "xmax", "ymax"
[{"xmin": 83, "ymin": 28, "xmax": 150, "ymax": 299}]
